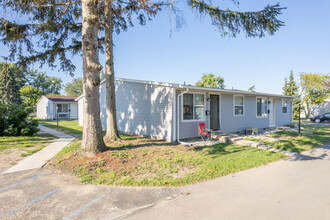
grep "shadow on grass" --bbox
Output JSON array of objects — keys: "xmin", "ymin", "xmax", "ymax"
[
  {"xmin": 286, "ymin": 142, "xmax": 330, "ymax": 162},
  {"xmin": 197, "ymin": 143, "xmax": 246, "ymax": 155}
]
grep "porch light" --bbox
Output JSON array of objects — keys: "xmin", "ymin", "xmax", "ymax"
[{"xmin": 207, "ymin": 98, "xmax": 211, "ymax": 102}]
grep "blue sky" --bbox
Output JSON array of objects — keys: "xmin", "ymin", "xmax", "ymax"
[{"xmin": 1, "ymin": 0, "xmax": 329, "ymax": 94}]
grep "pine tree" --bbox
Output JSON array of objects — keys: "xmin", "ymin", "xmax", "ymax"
[
  {"xmin": 283, "ymin": 70, "xmax": 300, "ymax": 118},
  {"xmin": 1, "ymin": 0, "xmax": 286, "ymax": 153},
  {"xmin": 0, "ymin": 62, "xmax": 26, "ymax": 105}
]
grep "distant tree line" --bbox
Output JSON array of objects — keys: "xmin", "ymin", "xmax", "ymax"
[
  {"xmin": 283, "ymin": 71, "xmax": 329, "ymax": 119},
  {"xmin": 195, "ymin": 71, "xmax": 329, "ymax": 119},
  {"xmin": 0, "ymin": 62, "xmax": 63, "ymax": 106}
]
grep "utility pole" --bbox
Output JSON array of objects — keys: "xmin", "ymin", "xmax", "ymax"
[
  {"xmin": 57, "ymin": 105, "xmax": 59, "ymax": 127},
  {"xmin": 298, "ymin": 103, "xmax": 301, "ymax": 136}
]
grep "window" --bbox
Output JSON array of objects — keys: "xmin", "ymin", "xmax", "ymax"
[
  {"xmin": 234, "ymin": 95, "xmax": 244, "ymax": 116},
  {"xmin": 257, "ymin": 98, "xmax": 268, "ymax": 117},
  {"xmin": 57, "ymin": 104, "xmax": 69, "ymax": 113},
  {"xmin": 183, "ymin": 93, "xmax": 205, "ymax": 120},
  {"xmin": 282, "ymin": 99, "xmax": 288, "ymax": 113}
]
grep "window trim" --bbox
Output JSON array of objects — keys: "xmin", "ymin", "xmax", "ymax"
[
  {"xmin": 282, "ymin": 99, "xmax": 288, "ymax": 114},
  {"xmin": 181, "ymin": 92, "xmax": 206, "ymax": 122},
  {"xmin": 57, "ymin": 103, "xmax": 69, "ymax": 113},
  {"xmin": 256, "ymin": 97, "xmax": 268, "ymax": 118},
  {"xmin": 233, "ymin": 95, "xmax": 244, "ymax": 116}
]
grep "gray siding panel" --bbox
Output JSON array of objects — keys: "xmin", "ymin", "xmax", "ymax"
[
  {"xmin": 99, "ymin": 81, "xmax": 173, "ymax": 141},
  {"xmin": 275, "ymin": 98, "xmax": 292, "ymax": 126},
  {"xmin": 220, "ymin": 94, "xmax": 269, "ymax": 133}
]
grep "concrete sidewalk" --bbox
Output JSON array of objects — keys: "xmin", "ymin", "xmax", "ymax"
[
  {"xmin": 2, "ymin": 125, "xmax": 75, "ymax": 174},
  {"xmin": 125, "ymin": 142, "xmax": 330, "ymax": 220}
]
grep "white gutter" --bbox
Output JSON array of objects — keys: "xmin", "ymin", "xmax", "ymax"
[
  {"xmin": 176, "ymin": 88, "xmax": 189, "ymax": 144},
  {"xmin": 177, "ymin": 85, "xmax": 295, "ymax": 99}
]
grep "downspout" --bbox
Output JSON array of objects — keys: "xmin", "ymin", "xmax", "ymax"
[{"xmin": 177, "ymin": 88, "xmax": 189, "ymax": 144}]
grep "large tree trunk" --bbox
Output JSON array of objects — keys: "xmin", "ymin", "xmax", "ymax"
[
  {"xmin": 81, "ymin": 0, "xmax": 107, "ymax": 154},
  {"xmin": 104, "ymin": 1, "xmax": 120, "ymax": 143}
]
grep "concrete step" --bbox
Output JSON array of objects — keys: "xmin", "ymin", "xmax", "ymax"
[
  {"xmin": 233, "ymin": 140, "xmax": 263, "ymax": 148},
  {"xmin": 226, "ymin": 137, "xmax": 243, "ymax": 144},
  {"xmin": 257, "ymin": 145, "xmax": 273, "ymax": 150}
]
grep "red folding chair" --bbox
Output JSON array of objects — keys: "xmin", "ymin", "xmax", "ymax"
[{"xmin": 199, "ymin": 123, "xmax": 212, "ymax": 141}]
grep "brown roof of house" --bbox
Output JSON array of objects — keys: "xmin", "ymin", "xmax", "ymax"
[{"xmin": 45, "ymin": 96, "xmax": 78, "ymax": 103}]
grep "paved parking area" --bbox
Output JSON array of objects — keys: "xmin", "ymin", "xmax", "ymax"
[
  {"xmin": 0, "ymin": 169, "xmax": 181, "ymax": 219},
  {"xmin": 125, "ymin": 142, "xmax": 330, "ymax": 220}
]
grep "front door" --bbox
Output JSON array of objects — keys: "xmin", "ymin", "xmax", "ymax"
[
  {"xmin": 210, "ymin": 95, "xmax": 220, "ymax": 130},
  {"xmin": 269, "ymin": 98, "xmax": 275, "ymax": 126}
]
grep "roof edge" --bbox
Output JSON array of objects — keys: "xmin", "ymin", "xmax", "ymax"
[
  {"xmin": 177, "ymin": 85, "xmax": 296, "ymax": 99},
  {"xmin": 35, "ymin": 95, "xmax": 47, "ymax": 106},
  {"xmin": 96, "ymin": 77, "xmax": 295, "ymax": 99},
  {"xmin": 75, "ymin": 95, "xmax": 83, "ymax": 101}
]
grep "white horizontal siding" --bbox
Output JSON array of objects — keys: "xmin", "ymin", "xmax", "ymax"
[
  {"xmin": 36, "ymin": 97, "xmax": 53, "ymax": 119},
  {"xmin": 99, "ymin": 81, "xmax": 173, "ymax": 141}
]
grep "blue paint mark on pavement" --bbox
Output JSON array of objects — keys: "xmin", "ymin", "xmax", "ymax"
[
  {"xmin": 67, "ymin": 194, "xmax": 105, "ymax": 219},
  {"xmin": 0, "ymin": 188, "xmax": 62, "ymax": 219},
  {"xmin": 0, "ymin": 173, "xmax": 47, "ymax": 192}
]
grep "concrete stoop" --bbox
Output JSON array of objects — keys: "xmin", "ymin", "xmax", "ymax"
[
  {"xmin": 211, "ymin": 133, "xmax": 241, "ymax": 143},
  {"xmin": 233, "ymin": 140, "xmax": 263, "ymax": 148}
]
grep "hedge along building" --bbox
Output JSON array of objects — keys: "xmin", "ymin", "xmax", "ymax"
[{"xmin": 76, "ymin": 78, "xmax": 294, "ymax": 142}]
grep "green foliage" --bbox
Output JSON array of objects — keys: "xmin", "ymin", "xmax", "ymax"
[
  {"xmin": 300, "ymin": 73, "xmax": 330, "ymax": 118},
  {"xmin": 0, "ymin": 1, "xmax": 285, "ymax": 75},
  {"xmin": 20, "ymin": 85, "xmax": 43, "ymax": 107},
  {"xmin": 0, "ymin": 103, "xmax": 39, "ymax": 136},
  {"xmin": 0, "ymin": 62, "xmax": 26, "ymax": 105},
  {"xmin": 196, "ymin": 73, "xmax": 225, "ymax": 89},
  {"xmin": 186, "ymin": 1, "xmax": 285, "ymax": 38},
  {"xmin": 64, "ymin": 77, "xmax": 83, "ymax": 96},
  {"xmin": 248, "ymin": 85, "xmax": 256, "ymax": 93},
  {"xmin": 30, "ymin": 72, "xmax": 62, "ymax": 95},
  {"xmin": 283, "ymin": 71, "xmax": 300, "ymax": 118}
]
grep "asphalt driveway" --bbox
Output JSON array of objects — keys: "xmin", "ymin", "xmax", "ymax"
[
  {"xmin": 1, "ymin": 143, "xmax": 330, "ymax": 220},
  {"xmin": 0, "ymin": 169, "xmax": 180, "ymax": 219},
  {"xmin": 125, "ymin": 142, "xmax": 330, "ymax": 220}
]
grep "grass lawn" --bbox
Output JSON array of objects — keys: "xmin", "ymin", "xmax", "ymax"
[
  {"xmin": 47, "ymin": 136, "xmax": 286, "ymax": 187},
  {"xmin": 0, "ymin": 133, "xmax": 57, "ymax": 166},
  {"xmin": 301, "ymin": 124, "xmax": 330, "ymax": 136},
  {"xmin": 37, "ymin": 119, "xmax": 82, "ymax": 135},
  {"xmin": 246, "ymin": 125, "xmax": 330, "ymax": 153}
]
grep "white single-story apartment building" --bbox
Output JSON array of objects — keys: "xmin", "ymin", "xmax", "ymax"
[
  {"xmin": 36, "ymin": 95, "xmax": 78, "ymax": 120},
  {"xmin": 77, "ymin": 78, "xmax": 294, "ymax": 142}
]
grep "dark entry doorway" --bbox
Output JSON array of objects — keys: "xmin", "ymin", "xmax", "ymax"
[{"xmin": 210, "ymin": 94, "xmax": 220, "ymax": 130}]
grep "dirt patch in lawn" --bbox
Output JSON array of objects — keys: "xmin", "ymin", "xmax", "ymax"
[
  {"xmin": 46, "ymin": 138, "xmax": 199, "ymax": 184},
  {"xmin": 46, "ymin": 136, "xmax": 286, "ymax": 187},
  {"xmin": 0, "ymin": 133, "xmax": 57, "ymax": 168}
]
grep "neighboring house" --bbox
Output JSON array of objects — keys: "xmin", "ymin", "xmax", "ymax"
[
  {"xmin": 76, "ymin": 78, "xmax": 294, "ymax": 142},
  {"xmin": 36, "ymin": 95, "xmax": 78, "ymax": 120},
  {"xmin": 311, "ymin": 98, "xmax": 330, "ymax": 116}
]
